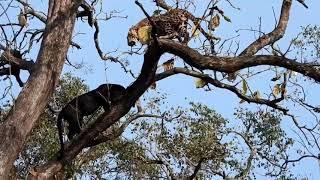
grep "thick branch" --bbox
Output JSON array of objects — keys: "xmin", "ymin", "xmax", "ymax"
[
  {"xmin": 63, "ymin": 43, "xmax": 163, "ymax": 160},
  {"xmin": 1, "ymin": 49, "xmax": 35, "ymax": 72},
  {"xmin": 0, "ymin": 48, "xmax": 34, "ymax": 86},
  {"xmin": 78, "ymin": 1, "xmax": 93, "ymax": 26},
  {"xmin": 158, "ymin": 39, "xmax": 320, "ymax": 83}
]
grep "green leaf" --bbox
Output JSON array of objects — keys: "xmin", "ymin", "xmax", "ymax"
[
  {"xmin": 242, "ymin": 80, "xmax": 248, "ymax": 95},
  {"xmin": 222, "ymin": 14, "xmax": 232, "ymax": 23}
]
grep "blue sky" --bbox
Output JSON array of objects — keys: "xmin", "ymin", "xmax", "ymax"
[{"xmin": 1, "ymin": 0, "xmax": 320, "ymax": 179}]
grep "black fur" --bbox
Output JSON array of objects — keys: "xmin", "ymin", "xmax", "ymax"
[{"xmin": 57, "ymin": 83, "xmax": 126, "ymax": 155}]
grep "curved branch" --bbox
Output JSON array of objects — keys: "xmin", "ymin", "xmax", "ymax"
[
  {"xmin": 280, "ymin": 154, "xmax": 319, "ymax": 170},
  {"xmin": 63, "ymin": 43, "xmax": 163, "ymax": 159},
  {"xmin": 240, "ymin": 0, "xmax": 292, "ymax": 56},
  {"xmin": 230, "ymin": 131, "xmax": 255, "ymax": 179},
  {"xmin": 0, "ymin": 48, "xmax": 34, "ymax": 86}
]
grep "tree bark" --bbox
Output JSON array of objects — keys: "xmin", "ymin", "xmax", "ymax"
[{"xmin": 0, "ymin": 0, "xmax": 81, "ymax": 178}]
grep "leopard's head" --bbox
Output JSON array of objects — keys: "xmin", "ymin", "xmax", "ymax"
[{"xmin": 127, "ymin": 27, "xmax": 139, "ymax": 46}]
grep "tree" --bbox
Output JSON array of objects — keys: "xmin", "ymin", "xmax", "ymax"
[{"xmin": 0, "ymin": 0, "xmax": 319, "ymax": 179}]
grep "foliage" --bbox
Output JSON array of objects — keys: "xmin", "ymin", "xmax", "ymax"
[{"xmin": 293, "ymin": 25, "xmax": 320, "ymax": 59}]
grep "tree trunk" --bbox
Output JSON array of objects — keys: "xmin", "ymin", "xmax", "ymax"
[{"xmin": 0, "ymin": 0, "xmax": 80, "ymax": 178}]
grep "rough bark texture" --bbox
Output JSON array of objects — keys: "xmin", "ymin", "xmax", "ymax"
[{"xmin": 0, "ymin": 0, "xmax": 80, "ymax": 178}]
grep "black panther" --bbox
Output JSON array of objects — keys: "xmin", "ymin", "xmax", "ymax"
[{"xmin": 57, "ymin": 83, "xmax": 126, "ymax": 154}]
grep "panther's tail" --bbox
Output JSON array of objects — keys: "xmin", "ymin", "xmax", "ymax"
[{"xmin": 57, "ymin": 112, "xmax": 64, "ymax": 158}]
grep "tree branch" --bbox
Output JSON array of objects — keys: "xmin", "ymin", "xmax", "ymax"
[
  {"xmin": 240, "ymin": 0, "xmax": 292, "ymax": 56},
  {"xmin": 16, "ymin": 0, "xmax": 47, "ymax": 23},
  {"xmin": 187, "ymin": 158, "xmax": 205, "ymax": 180},
  {"xmin": 16, "ymin": 0, "xmax": 82, "ymax": 49},
  {"xmin": 1, "ymin": 49, "xmax": 35, "ymax": 72},
  {"xmin": 156, "ymin": 67, "xmax": 288, "ymax": 113},
  {"xmin": 157, "ymin": 39, "xmax": 320, "ymax": 83}
]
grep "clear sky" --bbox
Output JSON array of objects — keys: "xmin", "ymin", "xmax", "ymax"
[{"xmin": 1, "ymin": 0, "xmax": 320, "ymax": 179}]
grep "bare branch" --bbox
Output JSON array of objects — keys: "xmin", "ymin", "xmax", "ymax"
[
  {"xmin": 1, "ymin": 48, "xmax": 34, "ymax": 72},
  {"xmin": 280, "ymin": 155, "xmax": 319, "ymax": 170},
  {"xmin": 156, "ymin": 67, "xmax": 288, "ymax": 113},
  {"xmin": 240, "ymin": 0, "xmax": 292, "ymax": 56},
  {"xmin": 16, "ymin": 0, "xmax": 47, "ymax": 23}
]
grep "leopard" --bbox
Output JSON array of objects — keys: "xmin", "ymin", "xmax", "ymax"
[{"xmin": 127, "ymin": 8, "xmax": 214, "ymax": 46}]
